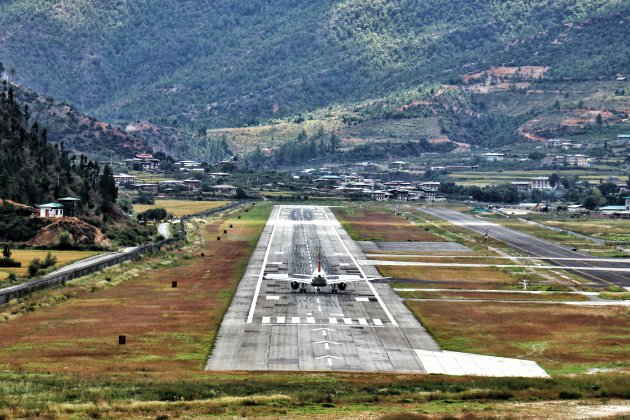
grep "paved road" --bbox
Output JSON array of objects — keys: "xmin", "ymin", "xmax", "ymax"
[
  {"xmin": 158, "ymin": 222, "xmax": 170, "ymax": 239},
  {"xmin": 420, "ymin": 207, "xmax": 630, "ymax": 288},
  {"xmin": 206, "ymin": 205, "xmax": 439, "ymax": 372}
]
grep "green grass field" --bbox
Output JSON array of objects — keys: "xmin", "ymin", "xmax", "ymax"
[{"xmin": 133, "ymin": 199, "xmax": 231, "ymax": 217}]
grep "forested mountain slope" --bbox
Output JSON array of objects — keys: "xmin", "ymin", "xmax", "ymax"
[{"xmin": 1, "ymin": 0, "xmax": 628, "ymax": 131}]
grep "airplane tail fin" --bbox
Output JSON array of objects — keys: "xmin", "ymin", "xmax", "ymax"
[{"xmin": 317, "ymin": 246, "xmax": 321, "ymax": 272}]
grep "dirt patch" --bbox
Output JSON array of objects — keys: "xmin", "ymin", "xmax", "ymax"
[{"xmin": 28, "ymin": 217, "xmax": 110, "ymax": 247}]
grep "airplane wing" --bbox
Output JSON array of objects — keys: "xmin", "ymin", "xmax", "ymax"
[
  {"xmin": 263, "ymin": 273, "xmax": 311, "ymax": 284},
  {"xmin": 325, "ymin": 275, "xmax": 390, "ymax": 285}
]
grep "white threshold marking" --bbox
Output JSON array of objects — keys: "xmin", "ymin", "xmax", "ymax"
[
  {"xmin": 307, "ymin": 317, "xmax": 315, "ymax": 324},
  {"xmin": 247, "ymin": 206, "xmax": 282, "ymax": 323},
  {"xmin": 277, "ymin": 316, "xmax": 285, "ymax": 324},
  {"xmin": 318, "ymin": 306, "xmax": 322, "ymax": 312},
  {"xmin": 356, "ymin": 297, "xmax": 369, "ymax": 302},
  {"xmin": 329, "ymin": 318, "xmax": 338, "ymax": 324},
  {"xmin": 343, "ymin": 318, "xmax": 353, "ymax": 325},
  {"xmin": 274, "ymin": 251, "xmax": 284, "ymax": 254},
  {"xmin": 262, "ymin": 316, "xmax": 271, "ymax": 324},
  {"xmin": 266, "ymin": 295, "xmax": 279, "ymax": 300},
  {"xmin": 330, "ymin": 313, "xmax": 344, "ymax": 317},
  {"xmin": 327, "ymin": 359, "xmax": 332, "ymax": 367},
  {"xmin": 358, "ymin": 318, "xmax": 368, "ymax": 325},
  {"xmin": 373, "ymin": 318, "xmax": 383, "ymax": 326},
  {"xmin": 321, "ymin": 208, "xmax": 398, "ymax": 326},
  {"xmin": 292, "ymin": 317, "xmax": 300, "ymax": 324}
]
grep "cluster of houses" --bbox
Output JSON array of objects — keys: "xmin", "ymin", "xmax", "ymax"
[
  {"xmin": 542, "ymin": 154, "xmax": 590, "ymax": 167},
  {"xmin": 309, "ymin": 171, "xmax": 444, "ymax": 202}
]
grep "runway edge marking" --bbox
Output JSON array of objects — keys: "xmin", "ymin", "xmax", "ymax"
[
  {"xmin": 247, "ymin": 205, "xmax": 282, "ymax": 323},
  {"xmin": 321, "ymin": 206, "xmax": 399, "ymax": 326}
]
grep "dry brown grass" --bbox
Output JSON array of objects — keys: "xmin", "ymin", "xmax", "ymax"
[
  {"xmin": 334, "ymin": 207, "xmax": 441, "ymax": 242},
  {"xmin": 379, "ymin": 265, "xmax": 517, "ymax": 289},
  {"xmin": 407, "ymin": 301, "xmax": 630, "ymax": 374},
  {"xmin": 398, "ymin": 290, "xmax": 589, "ymax": 301},
  {"xmin": 0, "ymin": 206, "xmax": 268, "ymax": 380}
]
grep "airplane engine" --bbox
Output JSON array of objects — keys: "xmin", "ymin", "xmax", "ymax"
[
  {"xmin": 291, "ymin": 281, "xmax": 300, "ymax": 290},
  {"xmin": 338, "ymin": 282, "xmax": 347, "ymax": 291}
]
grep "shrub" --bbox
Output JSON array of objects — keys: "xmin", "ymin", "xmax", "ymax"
[
  {"xmin": 28, "ymin": 258, "xmax": 42, "ymax": 277},
  {"xmin": 58, "ymin": 232, "xmax": 75, "ymax": 249},
  {"xmin": 0, "ymin": 257, "xmax": 20, "ymax": 268},
  {"xmin": 42, "ymin": 252, "xmax": 57, "ymax": 269}
]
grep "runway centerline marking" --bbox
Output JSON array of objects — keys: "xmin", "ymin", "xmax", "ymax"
[
  {"xmin": 247, "ymin": 206, "xmax": 282, "ymax": 323},
  {"xmin": 320, "ymin": 207, "xmax": 398, "ymax": 326}
]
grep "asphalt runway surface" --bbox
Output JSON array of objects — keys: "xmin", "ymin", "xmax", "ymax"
[
  {"xmin": 206, "ymin": 205, "xmax": 439, "ymax": 372},
  {"xmin": 420, "ymin": 207, "xmax": 630, "ymax": 288}
]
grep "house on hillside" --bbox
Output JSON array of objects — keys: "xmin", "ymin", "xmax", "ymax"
[
  {"xmin": 482, "ymin": 152, "xmax": 505, "ymax": 162},
  {"xmin": 113, "ymin": 173, "xmax": 137, "ymax": 187},
  {"xmin": 510, "ymin": 181, "xmax": 531, "ymax": 191},
  {"xmin": 37, "ymin": 203, "xmax": 63, "ymax": 218},
  {"xmin": 211, "ymin": 184, "xmax": 238, "ymax": 195},
  {"xmin": 182, "ymin": 179, "xmax": 202, "ymax": 190},
  {"xmin": 530, "ymin": 177, "xmax": 552, "ymax": 190},
  {"xmin": 565, "ymin": 154, "xmax": 589, "ymax": 167}
]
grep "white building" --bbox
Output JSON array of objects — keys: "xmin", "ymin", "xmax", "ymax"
[
  {"xmin": 37, "ymin": 203, "xmax": 64, "ymax": 218},
  {"xmin": 511, "ymin": 181, "xmax": 531, "ymax": 191},
  {"xmin": 530, "ymin": 177, "xmax": 552, "ymax": 190},
  {"xmin": 482, "ymin": 153, "xmax": 505, "ymax": 162},
  {"xmin": 565, "ymin": 154, "xmax": 589, "ymax": 167},
  {"xmin": 419, "ymin": 181, "xmax": 441, "ymax": 191},
  {"xmin": 113, "ymin": 173, "xmax": 137, "ymax": 187}
]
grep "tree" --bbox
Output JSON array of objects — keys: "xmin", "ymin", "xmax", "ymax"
[
  {"xmin": 329, "ymin": 133, "xmax": 341, "ymax": 152},
  {"xmin": 596, "ymin": 113, "xmax": 603, "ymax": 127},
  {"xmin": 2, "ymin": 243, "xmax": 11, "ymax": 259},
  {"xmin": 99, "ymin": 164, "xmax": 118, "ymax": 211}
]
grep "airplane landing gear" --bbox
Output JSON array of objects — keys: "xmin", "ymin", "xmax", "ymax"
[
  {"xmin": 316, "ymin": 287, "xmax": 321, "ymax": 293},
  {"xmin": 331, "ymin": 285, "xmax": 338, "ymax": 294}
]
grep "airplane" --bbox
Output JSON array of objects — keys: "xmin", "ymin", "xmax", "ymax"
[{"xmin": 264, "ymin": 248, "xmax": 389, "ymax": 294}]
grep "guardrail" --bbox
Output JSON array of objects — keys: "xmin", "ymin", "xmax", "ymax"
[{"xmin": 0, "ymin": 201, "xmax": 247, "ymax": 305}]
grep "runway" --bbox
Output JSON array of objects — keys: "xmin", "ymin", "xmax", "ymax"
[
  {"xmin": 420, "ymin": 207, "xmax": 630, "ymax": 288},
  {"xmin": 206, "ymin": 205, "xmax": 439, "ymax": 372}
]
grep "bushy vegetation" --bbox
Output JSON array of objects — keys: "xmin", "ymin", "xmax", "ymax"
[{"xmin": 0, "ymin": 0, "xmax": 627, "ymax": 132}]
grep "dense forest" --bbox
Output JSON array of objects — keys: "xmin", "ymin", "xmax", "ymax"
[{"xmin": 1, "ymin": 0, "xmax": 628, "ymax": 131}]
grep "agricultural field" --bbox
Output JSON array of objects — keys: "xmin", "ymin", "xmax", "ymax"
[
  {"xmin": 531, "ymin": 217, "xmax": 630, "ymax": 243},
  {"xmin": 407, "ymin": 301, "xmax": 630, "ymax": 375},
  {"xmin": 132, "ymin": 199, "xmax": 231, "ymax": 217},
  {"xmin": 448, "ymin": 169, "xmax": 623, "ymax": 187},
  {"xmin": 0, "ymin": 249, "xmax": 103, "ymax": 282}
]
